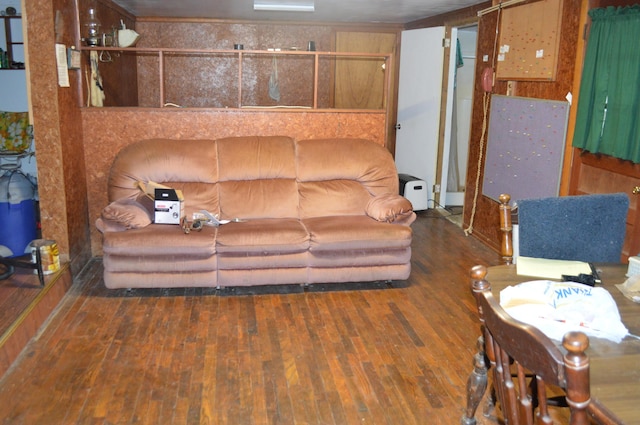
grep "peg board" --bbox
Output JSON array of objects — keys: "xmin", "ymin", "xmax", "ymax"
[
  {"xmin": 482, "ymin": 95, "xmax": 569, "ymax": 204},
  {"xmin": 496, "ymin": 0, "xmax": 563, "ymax": 81}
]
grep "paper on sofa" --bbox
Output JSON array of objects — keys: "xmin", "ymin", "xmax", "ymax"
[{"xmin": 136, "ymin": 180, "xmax": 182, "ymax": 199}]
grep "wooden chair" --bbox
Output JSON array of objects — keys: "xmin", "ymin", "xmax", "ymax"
[
  {"xmin": 462, "ymin": 265, "xmax": 591, "ymax": 425},
  {"xmin": 498, "ymin": 192, "xmax": 629, "ymax": 265},
  {"xmin": 499, "ymin": 193, "xmax": 514, "ymax": 264}
]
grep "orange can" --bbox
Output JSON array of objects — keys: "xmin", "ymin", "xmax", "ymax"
[{"xmin": 30, "ymin": 239, "xmax": 60, "ymax": 275}]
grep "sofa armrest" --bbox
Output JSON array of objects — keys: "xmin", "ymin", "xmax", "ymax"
[
  {"xmin": 96, "ymin": 217, "xmax": 128, "ymax": 233},
  {"xmin": 95, "ymin": 197, "xmax": 154, "ymax": 233},
  {"xmin": 366, "ymin": 193, "xmax": 415, "ymax": 225}
]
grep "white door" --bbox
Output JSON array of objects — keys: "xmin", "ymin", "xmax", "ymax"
[
  {"xmin": 395, "ymin": 27, "xmax": 446, "ymax": 208},
  {"xmin": 441, "ymin": 25, "xmax": 477, "ymax": 207},
  {"xmin": 440, "ymin": 27, "xmax": 459, "ymax": 207}
]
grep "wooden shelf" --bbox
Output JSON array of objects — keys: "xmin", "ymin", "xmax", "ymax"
[{"xmin": 79, "ymin": 46, "xmax": 392, "ymax": 109}]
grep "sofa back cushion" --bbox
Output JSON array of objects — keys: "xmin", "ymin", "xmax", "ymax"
[
  {"xmin": 217, "ymin": 136, "xmax": 299, "ymax": 219},
  {"xmin": 108, "ymin": 138, "xmax": 219, "ymax": 217},
  {"xmin": 296, "ymin": 138, "xmax": 399, "ymax": 218}
]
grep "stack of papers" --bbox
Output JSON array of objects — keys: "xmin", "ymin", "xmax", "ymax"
[{"xmin": 516, "ymin": 256, "xmax": 593, "ymax": 280}]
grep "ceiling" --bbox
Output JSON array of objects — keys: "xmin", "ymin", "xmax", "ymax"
[{"xmin": 111, "ymin": 0, "xmax": 487, "ymax": 24}]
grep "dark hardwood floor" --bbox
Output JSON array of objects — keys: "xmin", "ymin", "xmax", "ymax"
[
  {"xmin": 0, "ymin": 260, "xmax": 43, "ymax": 337},
  {"xmin": 0, "ymin": 211, "xmax": 504, "ymax": 424}
]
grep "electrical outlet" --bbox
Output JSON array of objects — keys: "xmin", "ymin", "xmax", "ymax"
[{"xmin": 433, "ymin": 184, "xmax": 441, "ymax": 193}]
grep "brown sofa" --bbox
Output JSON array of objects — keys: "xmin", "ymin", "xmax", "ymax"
[{"xmin": 96, "ymin": 136, "xmax": 415, "ymax": 289}]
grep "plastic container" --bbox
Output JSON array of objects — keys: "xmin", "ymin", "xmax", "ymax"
[
  {"xmin": 399, "ymin": 173, "xmax": 429, "ymax": 211},
  {"xmin": 0, "ymin": 171, "xmax": 37, "ymax": 257}
]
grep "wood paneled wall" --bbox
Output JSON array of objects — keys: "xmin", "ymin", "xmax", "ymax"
[
  {"xmin": 133, "ymin": 21, "xmax": 335, "ymax": 108},
  {"xmin": 25, "ymin": 0, "xmax": 93, "ymax": 274}
]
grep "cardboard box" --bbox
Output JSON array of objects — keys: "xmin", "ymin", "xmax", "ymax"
[{"xmin": 154, "ymin": 188, "xmax": 185, "ymax": 224}]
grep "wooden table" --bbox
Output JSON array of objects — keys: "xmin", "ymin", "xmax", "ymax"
[{"xmin": 483, "ymin": 264, "xmax": 640, "ymax": 424}]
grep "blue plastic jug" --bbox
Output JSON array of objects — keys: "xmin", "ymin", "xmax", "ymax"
[{"xmin": 0, "ymin": 171, "xmax": 37, "ymax": 257}]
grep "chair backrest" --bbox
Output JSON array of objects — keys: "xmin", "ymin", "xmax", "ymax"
[
  {"xmin": 469, "ymin": 265, "xmax": 591, "ymax": 425},
  {"xmin": 498, "ymin": 192, "xmax": 629, "ymax": 264}
]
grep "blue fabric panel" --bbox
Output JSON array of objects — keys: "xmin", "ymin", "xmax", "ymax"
[{"xmin": 518, "ymin": 193, "xmax": 629, "ymax": 263}]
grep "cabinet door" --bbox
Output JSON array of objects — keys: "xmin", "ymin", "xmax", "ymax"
[{"xmin": 334, "ymin": 32, "xmax": 396, "ymax": 109}]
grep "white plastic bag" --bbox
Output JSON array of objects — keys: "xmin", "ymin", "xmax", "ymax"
[{"xmin": 500, "ymin": 280, "xmax": 629, "ymax": 343}]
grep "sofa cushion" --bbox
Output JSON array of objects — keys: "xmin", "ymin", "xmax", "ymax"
[
  {"xmin": 298, "ymin": 180, "xmax": 371, "ymax": 218},
  {"xmin": 217, "ymin": 268, "xmax": 308, "ymax": 287},
  {"xmin": 102, "ymin": 225, "xmax": 217, "ymax": 256},
  {"xmin": 104, "ymin": 253, "xmax": 217, "ymax": 273},
  {"xmin": 154, "ymin": 181, "xmax": 219, "ymax": 218},
  {"xmin": 296, "ymin": 138, "xmax": 400, "ymax": 218},
  {"xmin": 217, "ymin": 136, "xmax": 299, "ymax": 219},
  {"xmin": 217, "ymin": 251, "xmax": 308, "ymax": 270},
  {"xmin": 307, "ymin": 248, "xmax": 411, "ymax": 268},
  {"xmin": 216, "ymin": 136, "xmax": 296, "ymax": 180},
  {"xmin": 306, "ymin": 263, "xmax": 411, "ymax": 284},
  {"xmin": 104, "ymin": 270, "xmax": 218, "ymax": 289},
  {"xmin": 108, "ymin": 138, "xmax": 219, "ymax": 206},
  {"xmin": 296, "ymin": 138, "xmax": 399, "ymax": 195},
  {"xmin": 219, "ymin": 179, "xmax": 298, "ymax": 219},
  {"xmin": 215, "ymin": 218, "xmax": 309, "ymax": 254},
  {"xmin": 304, "ymin": 216, "xmax": 412, "ymax": 251}
]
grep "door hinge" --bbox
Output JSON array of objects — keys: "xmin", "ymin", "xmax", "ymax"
[{"xmin": 443, "ymin": 38, "xmax": 451, "ymax": 48}]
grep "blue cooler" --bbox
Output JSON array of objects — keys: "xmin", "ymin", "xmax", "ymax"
[{"xmin": 0, "ymin": 171, "xmax": 37, "ymax": 257}]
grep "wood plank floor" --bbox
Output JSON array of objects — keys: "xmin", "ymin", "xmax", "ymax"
[
  {"xmin": 0, "ymin": 257, "xmax": 44, "ymax": 337},
  {"xmin": 0, "ymin": 211, "xmax": 504, "ymax": 424}
]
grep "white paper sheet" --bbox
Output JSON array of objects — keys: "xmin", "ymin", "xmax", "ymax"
[
  {"xmin": 55, "ymin": 43, "xmax": 70, "ymax": 88},
  {"xmin": 516, "ymin": 256, "xmax": 592, "ymax": 279}
]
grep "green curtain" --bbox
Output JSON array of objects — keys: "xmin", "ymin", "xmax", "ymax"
[{"xmin": 572, "ymin": 6, "xmax": 640, "ymax": 162}]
